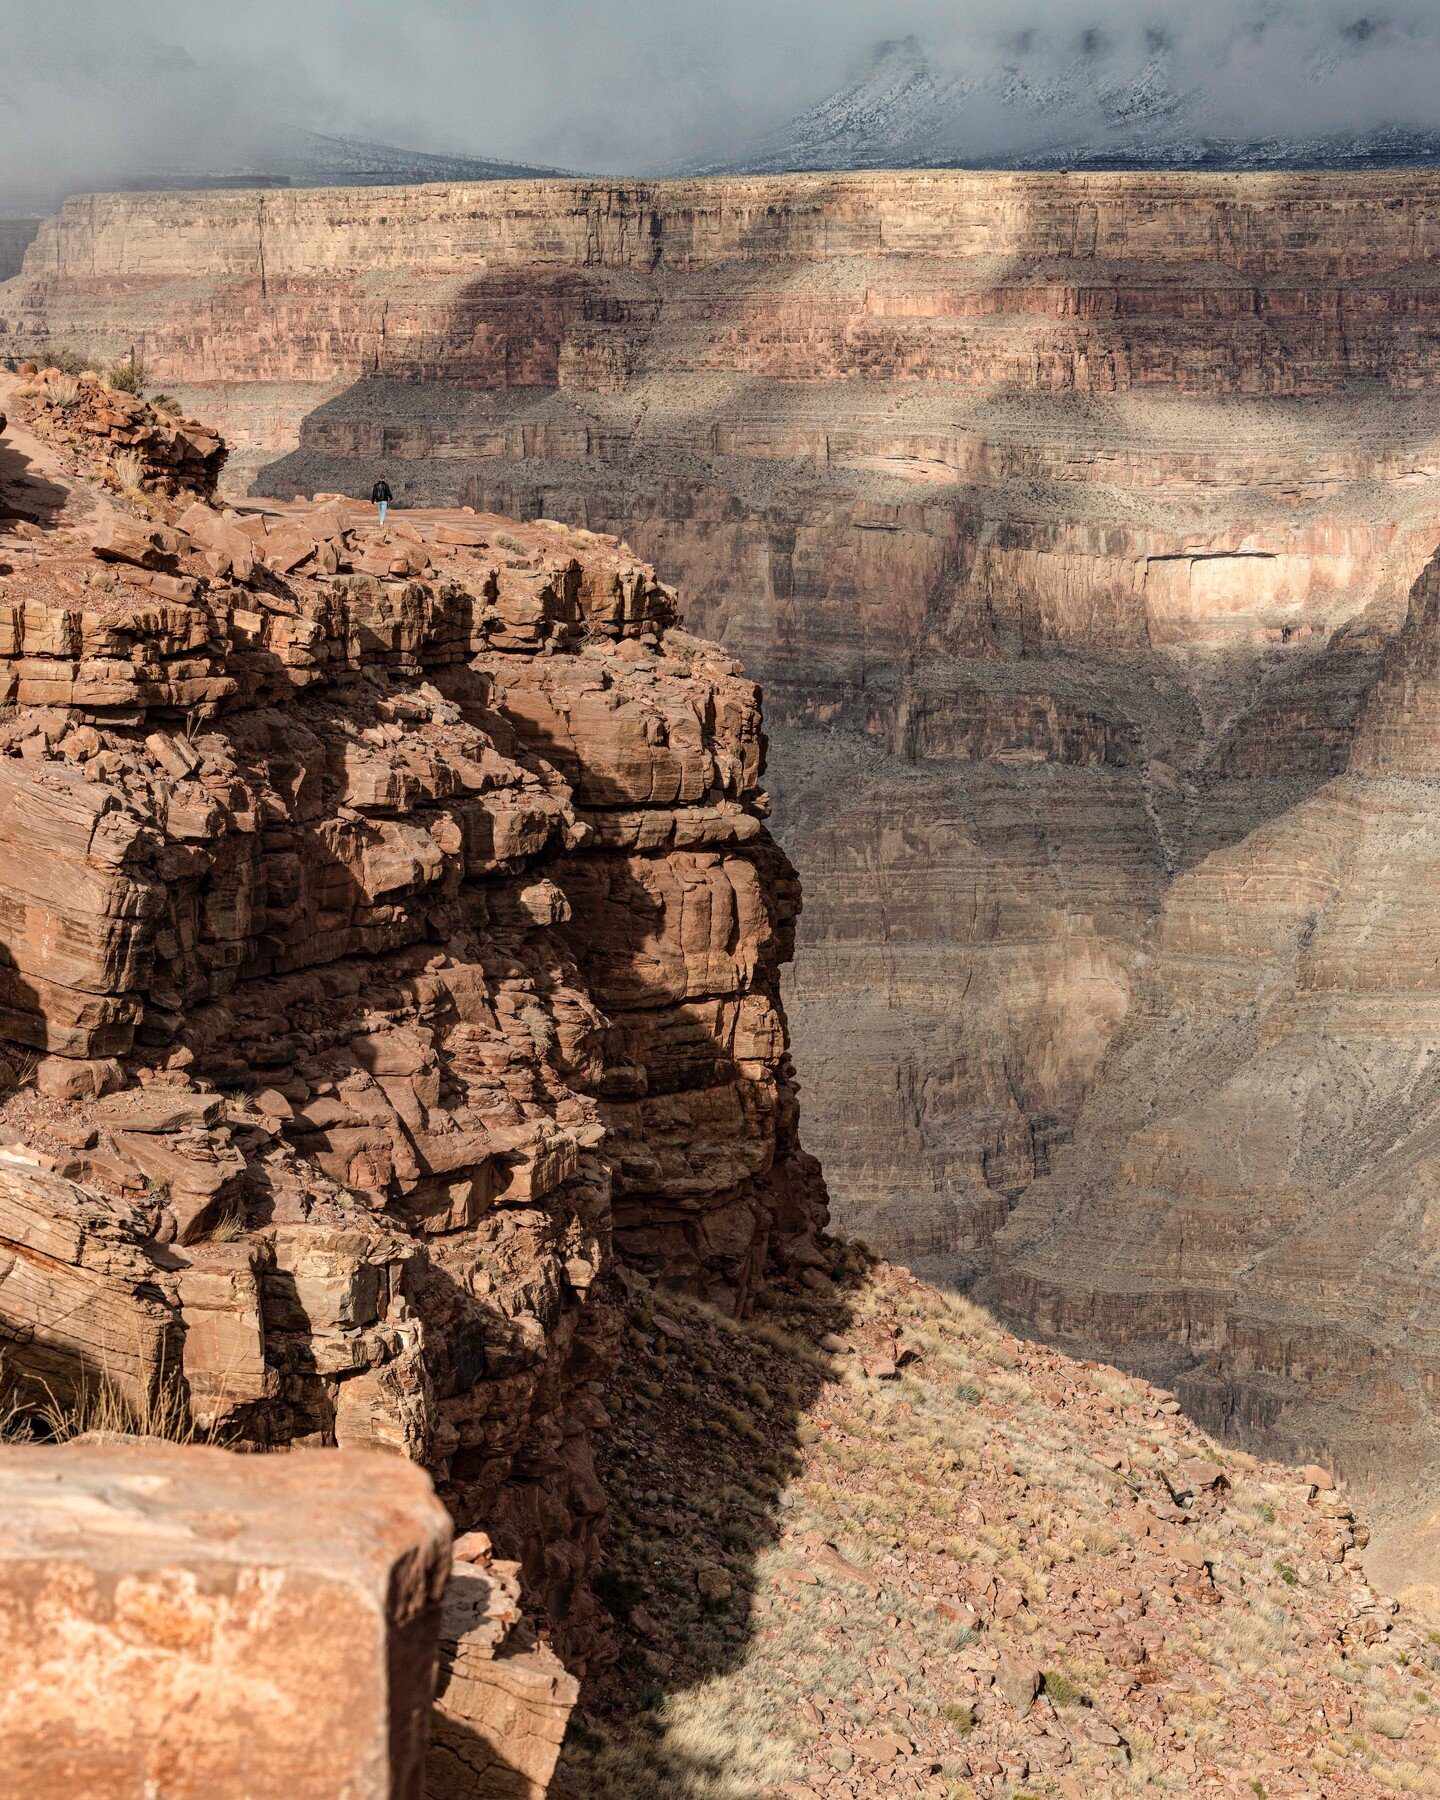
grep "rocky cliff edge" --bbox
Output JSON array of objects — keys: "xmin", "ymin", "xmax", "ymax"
[{"xmin": 0, "ymin": 361, "xmax": 826, "ymax": 1684}]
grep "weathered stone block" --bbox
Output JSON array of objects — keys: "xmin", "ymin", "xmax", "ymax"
[
  {"xmin": 426, "ymin": 1532, "xmax": 577, "ymax": 1800},
  {"xmin": 0, "ymin": 1441, "xmax": 452, "ymax": 1797},
  {"xmin": 0, "ymin": 1154, "xmax": 182, "ymax": 1413}
]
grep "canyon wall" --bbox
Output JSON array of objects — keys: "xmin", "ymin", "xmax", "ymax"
[
  {"xmin": 0, "ymin": 369, "xmax": 822, "ymax": 1696},
  {"xmin": 7, "ymin": 172, "xmax": 1440, "ymax": 1492},
  {"xmin": 993, "ymin": 538, "xmax": 1440, "ymax": 1497}
]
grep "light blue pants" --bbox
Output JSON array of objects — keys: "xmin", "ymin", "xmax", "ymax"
[{"xmin": 377, "ymin": 500, "xmax": 388, "ymax": 527}]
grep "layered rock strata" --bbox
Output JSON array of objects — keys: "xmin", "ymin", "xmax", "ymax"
[
  {"xmin": 0, "ymin": 1440, "xmax": 452, "ymax": 1798},
  {"xmin": 993, "ymin": 538, "xmax": 1440, "ymax": 1493},
  {"xmin": 0, "ymin": 369, "xmax": 823, "ymax": 1683},
  {"xmin": 11, "ymin": 173, "xmax": 1440, "ymax": 1497}
]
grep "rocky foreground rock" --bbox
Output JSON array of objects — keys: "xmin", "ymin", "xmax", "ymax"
[{"xmin": 0, "ymin": 1442, "xmax": 452, "ymax": 1796}]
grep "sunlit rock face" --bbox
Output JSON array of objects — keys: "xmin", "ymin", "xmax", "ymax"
[
  {"xmin": 10, "ymin": 170, "xmax": 1440, "ymax": 1490},
  {"xmin": 0, "ymin": 370, "xmax": 824, "ymax": 1675}
]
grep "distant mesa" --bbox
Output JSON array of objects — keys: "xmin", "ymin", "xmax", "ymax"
[{"xmin": 133, "ymin": 126, "xmax": 578, "ymax": 189}]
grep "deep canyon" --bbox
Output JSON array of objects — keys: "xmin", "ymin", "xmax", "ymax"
[{"xmin": 6, "ymin": 169, "xmax": 1440, "ymax": 1527}]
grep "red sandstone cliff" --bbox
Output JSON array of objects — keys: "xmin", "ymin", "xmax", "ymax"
[{"xmin": 0, "ymin": 363, "xmax": 824, "ymax": 1684}]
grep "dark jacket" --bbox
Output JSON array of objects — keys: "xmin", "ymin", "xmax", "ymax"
[{"xmin": 371, "ymin": 480, "xmax": 393, "ymax": 504}]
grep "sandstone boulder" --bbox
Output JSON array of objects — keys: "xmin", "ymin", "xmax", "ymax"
[
  {"xmin": 92, "ymin": 512, "xmax": 188, "ymax": 570},
  {"xmin": 996, "ymin": 1654, "xmax": 1042, "ymax": 1714},
  {"xmin": 0, "ymin": 1441, "xmax": 452, "ymax": 1797}
]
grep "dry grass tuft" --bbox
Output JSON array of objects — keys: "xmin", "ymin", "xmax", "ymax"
[
  {"xmin": 112, "ymin": 449, "xmax": 146, "ymax": 494},
  {"xmin": 0, "ymin": 1348, "xmax": 217, "ymax": 1450},
  {"xmin": 106, "ymin": 355, "xmax": 147, "ymax": 395}
]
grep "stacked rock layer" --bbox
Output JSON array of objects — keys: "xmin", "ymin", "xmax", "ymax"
[{"xmin": 0, "ymin": 368, "xmax": 824, "ymax": 1676}]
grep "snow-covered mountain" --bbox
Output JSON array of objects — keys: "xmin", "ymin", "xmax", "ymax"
[{"xmin": 675, "ymin": 35, "xmax": 1440, "ymax": 176}]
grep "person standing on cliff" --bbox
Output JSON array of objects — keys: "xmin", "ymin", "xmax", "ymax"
[{"xmin": 370, "ymin": 475, "xmax": 393, "ymax": 530}]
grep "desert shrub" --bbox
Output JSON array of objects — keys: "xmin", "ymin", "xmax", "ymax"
[
  {"xmin": 1042, "ymin": 1670, "xmax": 1087, "ymax": 1707},
  {"xmin": 107, "ymin": 354, "xmax": 147, "ymax": 394},
  {"xmin": 37, "ymin": 344, "xmax": 93, "ymax": 376}
]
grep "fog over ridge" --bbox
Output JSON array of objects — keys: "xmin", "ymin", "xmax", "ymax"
[{"xmin": 7, "ymin": 0, "xmax": 1440, "ymax": 204}]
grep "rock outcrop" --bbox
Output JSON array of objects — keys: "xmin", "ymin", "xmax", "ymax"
[
  {"xmin": 0, "ymin": 1440, "xmax": 452, "ymax": 1798},
  {"xmin": 429, "ymin": 1529, "xmax": 578, "ymax": 1799},
  {"xmin": 3, "ymin": 362, "xmax": 228, "ymax": 495},
  {"xmin": 0, "ymin": 367, "xmax": 824, "ymax": 1690},
  {"xmin": 9, "ymin": 170, "xmax": 1440, "ymax": 1526}
]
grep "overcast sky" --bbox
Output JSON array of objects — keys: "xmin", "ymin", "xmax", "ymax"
[{"xmin": 7, "ymin": 1, "xmax": 1440, "ymax": 198}]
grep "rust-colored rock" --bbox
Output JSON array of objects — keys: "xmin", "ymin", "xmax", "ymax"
[
  {"xmin": 10, "ymin": 367, "xmax": 225, "ymax": 497},
  {"xmin": 0, "ymin": 373, "xmax": 825, "ymax": 1687},
  {"xmin": 0, "ymin": 1440, "xmax": 452, "ymax": 1798},
  {"xmin": 6, "ymin": 178, "xmax": 1440, "ymax": 1787},
  {"xmin": 428, "ymin": 1531, "xmax": 578, "ymax": 1799}
]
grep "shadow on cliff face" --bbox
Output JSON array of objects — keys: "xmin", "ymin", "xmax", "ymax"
[
  {"xmin": 231, "ymin": 182, "xmax": 1440, "ymax": 1510},
  {"xmin": 243, "ymin": 362, "xmax": 1429, "ymax": 1331},
  {"xmin": 550, "ymin": 1240, "xmax": 866, "ymax": 1800}
]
